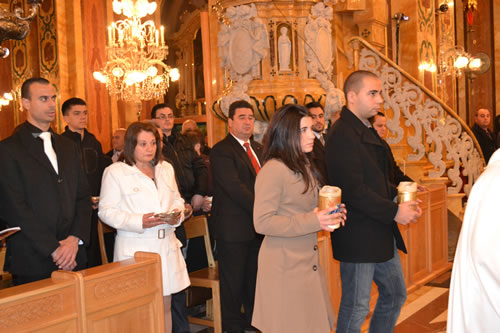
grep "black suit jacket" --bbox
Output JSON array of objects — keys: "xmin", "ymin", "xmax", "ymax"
[
  {"xmin": 210, "ymin": 134, "xmax": 263, "ymax": 242},
  {"xmin": 0, "ymin": 122, "xmax": 92, "ymax": 276},
  {"xmin": 325, "ymin": 106, "xmax": 405, "ymax": 263},
  {"xmin": 472, "ymin": 124, "xmax": 497, "ymax": 164},
  {"xmin": 313, "ymin": 136, "xmax": 327, "ymax": 181}
]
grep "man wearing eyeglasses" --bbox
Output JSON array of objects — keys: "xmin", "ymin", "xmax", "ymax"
[{"xmin": 151, "ymin": 103, "xmax": 208, "ymax": 333}]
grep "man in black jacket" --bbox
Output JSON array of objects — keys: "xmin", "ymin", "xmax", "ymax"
[
  {"xmin": 61, "ymin": 97, "xmax": 111, "ymax": 267},
  {"xmin": 0, "ymin": 78, "xmax": 91, "ymax": 285},
  {"xmin": 151, "ymin": 103, "xmax": 208, "ymax": 333},
  {"xmin": 471, "ymin": 108, "xmax": 497, "ymax": 164},
  {"xmin": 325, "ymin": 71, "xmax": 422, "ymax": 333}
]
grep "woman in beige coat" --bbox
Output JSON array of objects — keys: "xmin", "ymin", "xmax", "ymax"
[{"xmin": 252, "ymin": 104, "xmax": 346, "ymax": 332}]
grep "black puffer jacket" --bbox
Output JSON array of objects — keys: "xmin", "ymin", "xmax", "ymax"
[
  {"xmin": 162, "ymin": 133, "xmax": 208, "ymax": 202},
  {"xmin": 62, "ymin": 127, "xmax": 111, "ymax": 195}
]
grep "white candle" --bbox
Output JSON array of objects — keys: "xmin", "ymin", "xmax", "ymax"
[{"xmin": 160, "ymin": 26, "xmax": 165, "ymax": 46}]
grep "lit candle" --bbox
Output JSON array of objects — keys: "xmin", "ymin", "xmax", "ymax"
[
  {"xmin": 108, "ymin": 26, "xmax": 112, "ymax": 46},
  {"xmin": 155, "ymin": 30, "xmax": 159, "ymax": 47},
  {"xmin": 160, "ymin": 26, "xmax": 165, "ymax": 46}
]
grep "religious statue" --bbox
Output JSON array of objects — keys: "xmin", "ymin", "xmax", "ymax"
[{"xmin": 278, "ymin": 26, "xmax": 291, "ymax": 71}]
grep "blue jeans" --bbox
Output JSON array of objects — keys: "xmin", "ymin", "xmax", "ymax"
[{"xmin": 336, "ymin": 248, "xmax": 406, "ymax": 333}]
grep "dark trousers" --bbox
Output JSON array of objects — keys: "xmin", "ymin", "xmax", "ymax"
[
  {"xmin": 217, "ymin": 238, "xmax": 261, "ymax": 332},
  {"xmin": 12, "ymin": 244, "xmax": 88, "ymax": 286},
  {"xmin": 86, "ymin": 210, "xmax": 102, "ymax": 268},
  {"xmin": 171, "ymin": 289, "xmax": 190, "ymax": 333}
]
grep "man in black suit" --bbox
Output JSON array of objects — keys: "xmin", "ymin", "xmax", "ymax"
[
  {"xmin": 325, "ymin": 70, "xmax": 422, "ymax": 333},
  {"xmin": 105, "ymin": 128, "xmax": 126, "ymax": 163},
  {"xmin": 306, "ymin": 102, "xmax": 327, "ymax": 179},
  {"xmin": 0, "ymin": 78, "xmax": 91, "ymax": 285},
  {"xmin": 471, "ymin": 108, "xmax": 497, "ymax": 164},
  {"xmin": 210, "ymin": 100, "xmax": 263, "ymax": 333}
]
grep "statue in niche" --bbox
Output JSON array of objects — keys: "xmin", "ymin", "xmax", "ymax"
[{"xmin": 278, "ymin": 26, "xmax": 291, "ymax": 71}]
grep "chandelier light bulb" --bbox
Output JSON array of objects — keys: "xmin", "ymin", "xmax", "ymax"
[
  {"xmin": 152, "ymin": 76, "xmax": 163, "ymax": 85},
  {"xmin": 169, "ymin": 68, "xmax": 180, "ymax": 82},
  {"xmin": 130, "ymin": 71, "xmax": 147, "ymax": 83},
  {"xmin": 93, "ymin": 71, "xmax": 107, "ymax": 83},
  {"xmin": 3, "ymin": 92, "xmax": 13, "ymax": 100},
  {"xmin": 112, "ymin": 67, "xmax": 125, "ymax": 78},
  {"xmin": 147, "ymin": 66, "xmax": 158, "ymax": 77},
  {"xmin": 454, "ymin": 55, "xmax": 469, "ymax": 69},
  {"xmin": 112, "ymin": 0, "xmax": 122, "ymax": 15},
  {"xmin": 468, "ymin": 57, "xmax": 481, "ymax": 70},
  {"xmin": 148, "ymin": 2, "xmax": 157, "ymax": 15},
  {"xmin": 124, "ymin": 74, "xmax": 135, "ymax": 86}
]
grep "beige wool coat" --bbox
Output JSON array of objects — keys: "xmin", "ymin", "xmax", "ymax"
[{"xmin": 252, "ymin": 159, "xmax": 335, "ymax": 333}]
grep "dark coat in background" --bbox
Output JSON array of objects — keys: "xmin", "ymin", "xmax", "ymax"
[
  {"xmin": 472, "ymin": 123, "xmax": 497, "ymax": 164},
  {"xmin": 0, "ymin": 122, "xmax": 91, "ymax": 277},
  {"xmin": 325, "ymin": 106, "xmax": 405, "ymax": 263}
]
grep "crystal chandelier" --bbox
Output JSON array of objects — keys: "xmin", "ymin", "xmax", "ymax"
[{"xmin": 93, "ymin": 0, "xmax": 179, "ymax": 102}]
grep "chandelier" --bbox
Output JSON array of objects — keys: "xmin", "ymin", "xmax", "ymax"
[
  {"xmin": 0, "ymin": 0, "xmax": 43, "ymax": 58},
  {"xmin": 93, "ymin": 0, "xmax": 179, "ymax": 102}
]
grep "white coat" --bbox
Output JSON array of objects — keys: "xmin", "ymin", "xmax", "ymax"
[
  {"xmin": 98, "ymin": 161, "xmax": 190, "ymax": 296},
  {"xmin": 447, "ymin": 149, "xmax": 500, "ymax": 332}
]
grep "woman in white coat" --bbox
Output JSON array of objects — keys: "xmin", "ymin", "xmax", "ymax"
[{"xmin": 98, "ymin": 122, "xmax": 190, "ymax": 332}]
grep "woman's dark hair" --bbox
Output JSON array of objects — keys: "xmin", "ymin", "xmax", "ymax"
[
  {"xmin": 122, "ymin": 122, "xmax": 163, "ymax": 166},
  {"xmin": 262, "ymin": 104, "xmax": 325, "ymax": 193}
]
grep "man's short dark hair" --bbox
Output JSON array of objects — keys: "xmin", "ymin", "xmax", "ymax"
[
  {"xmin": 228, "ymin": 100, "xmax": 254, "ymax": 119},
  {"xmin": 61, "ymin": 97, "xmax": 86, "ymax": 116},
  {"xmin": 343, "ymin": 70, "xmax": 379, "ymax": 103},
  {"xmin": 21, "ymin": 77, "xmax": 51, "ymax": 99},
  {"xmin": 305, "ymin": 101, "xmax": 324, "ymax": 111},
  {"xmin": 151, "ymin": 103, "xmax": 172, "ymax": 119},
  {"xmin": 369, "ymin": 112, "xmax": 386, "ymax": 125}
]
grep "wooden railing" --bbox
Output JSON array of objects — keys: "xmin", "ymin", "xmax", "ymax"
[{"xmin": 349, "ymin": 37, "xmax": 484, "ymax": 196}]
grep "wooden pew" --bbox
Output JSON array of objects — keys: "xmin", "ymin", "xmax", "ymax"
[{"xmin": 0, "ymin": 252, "xmax": 165, "ymax": 333}]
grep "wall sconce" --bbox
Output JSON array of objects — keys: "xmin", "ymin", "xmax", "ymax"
[
  {"xmin": 0, "ymin": 92, "xmax": 14, "ymax": 110},
  {"xmin": 438, "ymin": 46, "xmax": 490, "ymax": 78},
  {"xmin": 419, "ymin": 60, "xmax": 437, "ymax": 72}
]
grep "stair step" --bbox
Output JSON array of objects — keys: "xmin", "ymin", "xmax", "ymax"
[
  {"xmin": 422, "ymin": 160, "xmax": 455, "ymax": 176},
  {"xmin": 419, "ymin": 177, "xmax": 451, "ymax": 186},
  {"xmin": 400, "ymin": 160, "xmax": 429, "ymax": 183}
]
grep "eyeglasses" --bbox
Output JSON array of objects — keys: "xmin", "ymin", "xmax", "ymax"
[{"xmin": 156, "ymin": 114, "xmax": 174, "ymax": 120}]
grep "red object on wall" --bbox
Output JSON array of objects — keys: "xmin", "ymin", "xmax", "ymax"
[{"xmin": 466, "ymin": 8, "xmax": 475, "ymax": 26}]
